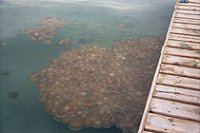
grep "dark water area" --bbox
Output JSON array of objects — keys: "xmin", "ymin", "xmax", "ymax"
[{"xmin": 0, "ymin": 0, "xmax": 175, "ymax": 133}]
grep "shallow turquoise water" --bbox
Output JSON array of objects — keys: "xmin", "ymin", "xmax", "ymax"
[{"xmin": 0, "ymin": 0, "xmax": 175, "ymax": 133}]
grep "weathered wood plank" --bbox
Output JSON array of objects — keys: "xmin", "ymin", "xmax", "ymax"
[
  {"xmin": 150, "ymin": 98, "xmax": 200, "ymax": 122},
  {"xmin": 167, "ymin": 40, "xmax": 200, "ymax": 50},
  {"xmin": 176, "ymin": 9, "xmax": 200, "ymax": 15},
  {"xmin": 173, "ymin": 23, "xmax": 200, "ymax": 30},
  {"xmin": 157, "ymin": 74, "xmax": 200, "ymax": 90},
  {"xmin": 162, "ymin": 55, "xmax": 200, "ymax": 68},
  {"xmin": 169, "ymin": 33, "xmax": 200, "ymax": 43},
  {"xmin": 175, "ymin": 13, "xmax": 200, "ymax": 19},
  {"xmin": 178, "ymin": 2, "xmax": 200, "ymax": 7},
  {"xmin": 160, "ymin": 64, "xmax": 200, "ymax": 78},
  {"xmin": 139, "ymin": 2, "xmax": 200, "ymax": 132},
  {"xmin": 145, "ymin": 113, "xmax": 200, "ymax": 133},
  {"xmin": 189, "ymin": 0, "xmax": 200, "ymax": 4},
  {"xmin": 154, "ymin": 85, "xmax": 200, "ymax": 105},
  {"xmin": 142, "ymin": 131, "xmax": 155, "ymax": 133},
  {"xmin": 164, "ymin": 47, "xmax": 200, "ymax": 59},
  {"xmin": 170, "ymin": 28, "xmax": 200, "ymax": 36},
  {"xmin": 174, "ymin": 17, "xmax": 200, "ymax": 25},
  {"xmin": 177, "ymin": 6, "xmax": 200, "ymax": 11}
]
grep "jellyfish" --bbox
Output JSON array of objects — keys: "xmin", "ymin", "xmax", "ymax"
[
  {"xmin": 31, "ymin": 35, "xmax": 165, "ymax": 133},
  {"xmin": 8, "ymin": 91, "xmax": 18, "ymax": 99}
]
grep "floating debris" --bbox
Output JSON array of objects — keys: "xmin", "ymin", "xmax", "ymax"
[
  {"xmin": 24, "ymin": 17, "xmax": 65, "ymax": 42},
  {"xmin": 31, "ymin": 36, "xmax": 165, "ymax": 133},
  {"xmin": 8, "ymin": 91, "xmax": 18, "ymax": 99}
]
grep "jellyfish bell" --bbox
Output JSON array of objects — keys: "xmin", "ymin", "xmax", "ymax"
[
  {"xmin": 94, "ymin": 120, "xmax": 102, "ymax": 128},
  {"xmin": 24, "ymin": 17, "xmax": 65, "ymax": 43},
  {"xmin": 55, "ymin": 110, "xmax": 66, "ymax": 119},
  {"xmin": 80, "ymin": 91, "xmax": 87, "ymax": 97},
  {"xmin": 8, "ymin": 91, "xmax": 18, "ymax": 99},
  {"xmin": 67, "ymin": 118, "xmax": 83, "ymax": 131},
  {"xmin": 31, "ymin": 37, "xmax": 37, "ymax": 41}
]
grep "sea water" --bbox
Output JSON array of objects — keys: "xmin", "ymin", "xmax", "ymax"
[{"xmin": 0, "ymin": 0, "xmax": 175, "ymax": 133}]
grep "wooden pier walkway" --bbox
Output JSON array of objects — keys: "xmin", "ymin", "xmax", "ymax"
[{"xmin": 138, "ymin": 0, "xmax": 200, "ymax": 133}]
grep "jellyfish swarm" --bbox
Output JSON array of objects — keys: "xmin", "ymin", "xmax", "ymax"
[
  {"xmin": 31, "ymin": 36, "xmax": 165, "ymax": 133},
  {"xmin": 24, "ymin": 17, "xmax": 65, "ymax": 42}
]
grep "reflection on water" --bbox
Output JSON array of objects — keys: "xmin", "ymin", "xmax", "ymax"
[{"xmin": 0, "ymin": 0, "xmax": 175, "ymax": 133}]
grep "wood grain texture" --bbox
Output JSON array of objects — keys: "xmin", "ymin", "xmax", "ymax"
[
  {"xmin": 176, "ymin": 9, "xmax": 200, "ymax": 15},
  {"xmin": 175, "ymin": 13, "xmax": 200, "ymax": 19},
  {"xmin": 157, "ymin": 74, "xmax": 200, "ymax": 91},
  {"xmin": 164, "ymin": 47, "xmax": 200, "ymax": 59},
  {"xmin": 189, "ymin": 0, "xmax": 200, "ymax": 4},
  {"xmin": 142, "ymin": 131, "xmax": 155, "ymax": 133},
  {"xmin": 169, "ymin": 33, "xmax": 200, "ymax": 43},
  {"xmin": 150, "ymin": 98, "xmax": 200, "ymax": 121},
  {"xmin": 177, "ymin": 6, "xmax": 200, "ymax": 12},
  {"xmin": 167, "ymin": 40, "xmax": 200, "ymax": 50},
  {"xmin": 170, "ymin": 28, "xmax": 200, "ymax": 36},
  {"xmin": 178, "ymin": 2, "xmax": 200, "ymax": 7},
  {"xmin": 145, "ymin": 113, "xmax": 200, "ymax": 133},
  {"xmin": 154, "ymin": 85, "xmax": 200, "ymax": 105},
  {"xmin": 174, "ymin": 17, "xmax": 200, "ymax": 25},
  {"xmin": 173, "ymin": 23, "xmax": 200, "ymax": 30},
  {"xmin": 162, "ymin": 55, "xmax": 200, "ymax": 68},
  {"xmin": 160, "ymin": 64, "xmax": 200, "ymax": 78}
]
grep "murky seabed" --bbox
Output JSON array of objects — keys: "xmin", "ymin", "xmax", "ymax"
[{"xmin": 0, "ymin": 0, "xmax": 175, "ymax": 133}]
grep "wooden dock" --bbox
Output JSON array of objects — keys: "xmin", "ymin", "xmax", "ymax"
[{"xmin": 138, "ymin": 0, "xmax": 200, "ymax": 133}]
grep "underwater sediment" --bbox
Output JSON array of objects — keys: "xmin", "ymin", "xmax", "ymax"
[{"xmin": 31, "ymin": 36, "xmax": 165, "ymax": 133}]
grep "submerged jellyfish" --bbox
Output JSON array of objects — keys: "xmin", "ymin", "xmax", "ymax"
[
  {"xmin": 58, "ymin": 38, "xmax": 71, "ymax": 46},
  {"xmin": 8, "ymin": 91, "xmax": 18, "ymax": 99},
  {"xmin": 31, "ymin": 36, "xmax": 165, "ymax": 133},
  {"xmin": 0, "ymin": 70, "xmax": 10, "ymax": 76},
  {"xmin": 24, "ymin": 17, "xmax": 65, "ymax": 43}
]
